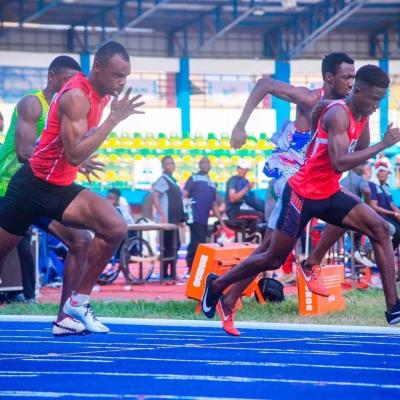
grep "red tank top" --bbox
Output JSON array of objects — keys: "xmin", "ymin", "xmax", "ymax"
[
  {"xmin": 30, "ymin": 73, "xmax": 109, "ymax": 185},
  {"xmin": 289, "ymin": 100, "xmax": 368, "ymax": 200}
]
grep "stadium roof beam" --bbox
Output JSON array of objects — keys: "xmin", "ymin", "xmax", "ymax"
[
  {"xmin": 265, "ymin": 0, "xmax": 367, "ymax": 60},
  {"xmin": 191, "ymin": 2, "xmax": 259, "ymax": 56},
  {"xmin": 101, "ymin": 0, "xmax": 172, "ymax": 46},
  {"xmin": 168, "ymin": 0, "xmax": 263, "ymax": 57},
  {"xmin": 0, "ymin": 0, "xmax": 63, "ymax": 38},
  {"xmin": 20, "ymin": 0, "xmax": 64, "ymax": 24}
]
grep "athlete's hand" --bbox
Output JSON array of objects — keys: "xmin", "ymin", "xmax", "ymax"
[
  {"xmin": 109, "ymin": 88, "xmax": 145, "ymax": 125},
  {"xmin": 231, "ymin": 123, "xmax": 247, "ymax": 149},
  {"xmin": 382, "ymin": 122, "xmax": 400, "ymax": 147},
  {"xmin": 79, "ymin": 154, "xmax": 105, "ymax": 183}
]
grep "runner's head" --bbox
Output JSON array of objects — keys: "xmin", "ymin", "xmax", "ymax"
[
  {"xmin": 322, "ymin": 52, "xmax": 355, "ymax": 99},
  {"xmin": 48, "ymin": 55, "xmax": 81, "ymax": 92},
  {"xmin": 92, "ymin": 41, "xmax": 131, "ymax": 97},
  {"xmin": 352, "ymin": 64, "xmax": 389, "ymax": 117}
]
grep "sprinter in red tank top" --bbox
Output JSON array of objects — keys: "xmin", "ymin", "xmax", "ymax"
[
  {"xmin": 0, "ymin": 41, "xmax": 145, "ymax": 334},
  {"xmin": 201, "ymin": 65, "xmax": 400, "ymax": 326}
]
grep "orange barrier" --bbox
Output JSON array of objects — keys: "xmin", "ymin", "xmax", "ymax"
[
  {"xmin": 297, "ymin": 264, "xmax": 346, "ymax": 316},
  {"xmin": 185, "ymin": 243, "xmax": 265, "ymax": 305}
]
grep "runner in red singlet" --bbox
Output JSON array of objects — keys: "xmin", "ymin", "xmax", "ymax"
[
  {"xmin": 0, "ymin": 41, "xmax": 145, "ymax": 333},
  {"xmin": 202, "ymin": 64, "xmax": 400, "ymax": 327},
  {"xmin": 216, "ymin": 53, "xmax": 355, "ymax": 336}
]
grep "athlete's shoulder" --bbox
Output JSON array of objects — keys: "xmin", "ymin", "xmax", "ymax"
[{"xmin": 17, "ymin": 92, "xmax": 43, "ymax": 118}]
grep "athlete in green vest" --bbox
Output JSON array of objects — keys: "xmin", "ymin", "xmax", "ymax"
[{"xmin": 0, "ymin": 56, "xmax": 103, "ymax": 336}]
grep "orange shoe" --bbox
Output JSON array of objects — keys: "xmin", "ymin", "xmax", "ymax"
[
  {"xmin": 299, "ymin": 262, "xmax": 329, "ymax": 297},
  {"xmin": 216, "ymin": 297, "xmax": 240, "ymax": 336}
]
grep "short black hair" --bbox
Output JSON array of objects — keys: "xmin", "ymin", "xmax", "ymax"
[
  {"xmin": 108, "ymin": 188, "xmax": 121, "ymax": 198},
  {"xmin": 322, "ymin": 52, "xmax": 354, "ymax": 79},
  {"xmin": 161, "ymin": 156, "xmax": 173, "ymax": 167},
  {"xmin": 355, "ymin": 64, "xmax": 390, "ymax": 89},
  {"xmin": 48, "ymin": 55, "xmax": 81, "ymax": 74},
  {"xmin": 94, "ymin": 41, "xmax": 130, "ymax": 65}
]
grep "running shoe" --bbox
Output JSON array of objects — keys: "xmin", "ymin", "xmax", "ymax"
[
  {"xmin": 52, "ymin": 316, "xmax": 89, "ymax": 337},
  {"xmin": 216, "ymin": 297, "xmax": 240, "ymax": 336},
  {"xmin": 386, "ymin": 301, "xmax": 400, "ymax": 325},
  {"xmin": 298, "ymin": 262, "xmax": 329, "ymax": 297},
  {"xmin": 354, "ymin": 250, "xmax": 374, "ymax": 268},
  {"xmin": 201, "ymin": 273, "xmax": 220, "ymax": 318},
  {"xmin": 63, "ymin": 298, "xmax": 110, "ymax": 333}
]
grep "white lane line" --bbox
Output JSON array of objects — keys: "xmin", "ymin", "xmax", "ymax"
[
  {"xmin": 3, "ymin": 353, "xmax": 400, "ymax": 372},
  {"xmin": 0, "ymin": 391, "xmax": 258, "ymax": 400},
  {"xmin": 0, "ymin": 371, "xmax": 399, "ymax": 389},
  {"xmin": 1, "ymin": 315, "xmax": 399, "ymax": 335},
  {"xmin": 20, "ymin": 359, "xmax": 112, "ymax": 363}
]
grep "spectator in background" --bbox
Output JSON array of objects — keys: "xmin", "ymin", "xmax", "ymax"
[
  {"xmin": 340, "ymin": 162, "xmax": 373, "ymax": 267},
  {"xmin": 183, "ymin": 157, "xmax": 226, "ymax": 278},
  {"xmin": 369, "ymin": 160, "xmax": 400, "ymax": 251},
  {"xmin": 152, "ymin": 156, "xmax": 184, "ymax": 278},
  {"xmin": 107, "ymin": 188, "xmax": 134, "ymax": 225},
  {"xmin": 225, "ymin": 159, "xmax": 264, "ymax": 222}
]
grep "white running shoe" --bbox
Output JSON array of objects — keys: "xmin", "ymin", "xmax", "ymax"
[
  {"xmin": 52, "ymin": 316, "xmax": 89, "ymax": 337},
  {"xmin": 354, "ymin": 251, "xmax": 374, "ymax": 268},
  {"xmin": 63, "ymin": 298, "xmax": 110, "ymax": 333}
]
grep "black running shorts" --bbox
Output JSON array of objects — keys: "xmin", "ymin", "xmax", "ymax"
[
  {"xmin": 276, "ymin": 183, "xmax": 360, "ymax": 239},
  {"xmin": 0, "ymin": 163, "xmax": 85, "ymax": 236}
]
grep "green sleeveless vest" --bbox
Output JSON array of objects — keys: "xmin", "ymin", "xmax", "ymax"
[{"xmin": 0, "ymin": 90, "xmax": 48, "ymax": 196}]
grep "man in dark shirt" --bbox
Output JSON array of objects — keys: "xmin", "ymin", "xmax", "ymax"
[
  {"xmin": 225, "ymin": 159, "xmax": 264, "ymax": 221},
  {"xmin": 369, "ymin": 160, "xmax": 400, "ymax": 250},
  {"xmin": 183, "ymin": 157, "xmax": 225, "ymax": 276}
]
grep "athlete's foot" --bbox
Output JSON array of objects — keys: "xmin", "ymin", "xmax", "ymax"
[
  {"xmin": 201, "ymin": 273, "xmax": 221, "ymax": 318},
  {"xmin": 52, "ymin": 316, "xmax": 90, "ymax": 337},
  {"xmin": 63, "ymin": 297, "xmax": 110, "ymax": 333},
  {"xmin": 299, "ymin": 261, "xmax": 329, "ymax": 297},
  {"xmin": 216, "ymin": 296, "xmax": 240, "ymax": 336},
  {"xmin": 386, "ymin": 300, "xmax": 400, "ymax": 325}
]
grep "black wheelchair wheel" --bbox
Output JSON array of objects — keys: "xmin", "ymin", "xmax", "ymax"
[{"xmin": 120, "ymin": 236, "xmax": 155, "ymax": 283}]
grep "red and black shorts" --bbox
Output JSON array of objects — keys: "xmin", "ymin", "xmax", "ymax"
[
  {"xmin": 0, "ymin": 163, "xmax": 85, "ymax": 236},
  {"xmin": 276, "ymin": 183, "xmax": 360, "ymax": 239}
]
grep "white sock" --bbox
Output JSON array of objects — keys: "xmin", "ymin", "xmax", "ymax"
[{"xmin": 71, "ymin": 292, "xmax": 90, "ymax": 306}]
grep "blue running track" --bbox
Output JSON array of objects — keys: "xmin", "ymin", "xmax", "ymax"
[{"xmin": 0, "ymin": 316, "xmax": 399, "ymax": 399}]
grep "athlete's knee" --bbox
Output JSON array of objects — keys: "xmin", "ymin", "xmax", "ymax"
[
  {"xmin": 369, "ymin": 218, "xmax": 391, "ymax": 241},
  {"xmin": 68, "ymin": 230, "xmax": 92, "ymax": 253},
  {"xmin": 102, "ymin": 219, "xmax": 128, "ymax": 243}
]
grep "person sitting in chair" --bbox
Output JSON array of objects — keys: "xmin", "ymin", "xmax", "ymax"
[{"xmin": 225, "ymin": 159, "xmax": 264, "ymax": 222}]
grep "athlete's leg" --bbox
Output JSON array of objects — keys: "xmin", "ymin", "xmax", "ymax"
[
  {"xmin": 341, "ymin": 203, "xmax": 398, "ymax": 310},
  {"xmin": 212, "ymin": 229, "xmax": 296, "ymax": 295},
  {"xmin": 222, "ymin": 228, "xmax": 273, "ymax": 310},
  {"xmin": 0, "ymin": 229, "xmax": 22, "ymax": 273},
  {"xmin": 304, "ymin": 224, "xmax": 345, "ymax": 268},
  {"xmin": 61, "ymin": 189, "xmax": 127, "ymax": 295},
  {"xmin": 47, "ymin": 221, "xmax": 92, "ymax": 321}
]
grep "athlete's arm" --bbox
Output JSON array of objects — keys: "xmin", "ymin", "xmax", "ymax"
[
  {"xmin": 14, "ymin": 95, "xmax": 42, "ymax": 163},
  {"xmin": 60, "ymin": 88, "xmax": 144, "ymax": 166},
  {"xmin": 326, "ymin": 106, "xmax": 400, "ymax": 173},
  {"xmin": 354, "ymin": 124, "xmax": 370, "ymax": 151},
  {"xmin": 231, "ymin": 79, "xmax": 318, "ymax": 148}
]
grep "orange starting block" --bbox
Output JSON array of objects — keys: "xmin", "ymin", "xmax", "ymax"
[
  {"xmin": 185, "ymin": 242, "xmax": 265, "ymax": 307},
  {"xmin": 297, "ymin": 264, "xmax": 346, "ymax": 316}
]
